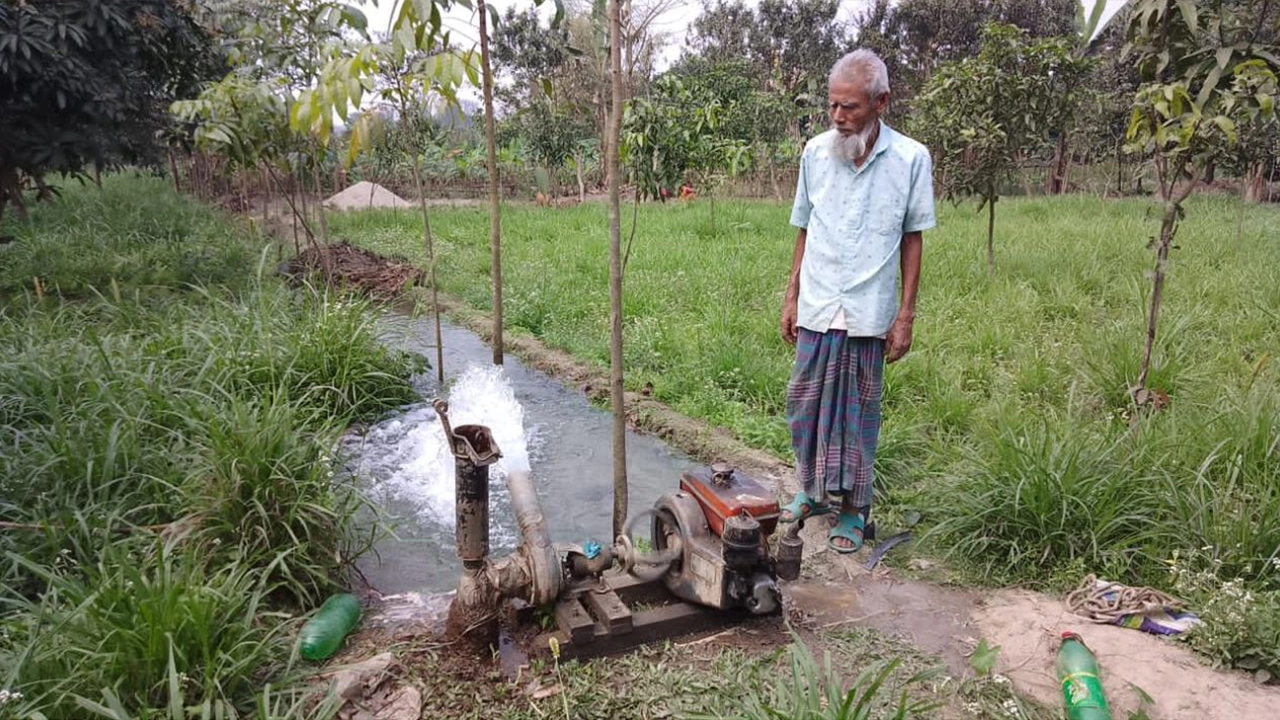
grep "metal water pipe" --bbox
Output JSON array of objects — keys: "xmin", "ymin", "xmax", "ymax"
[{"xmin": 434, "ymin": 400, "xmax": 561, "ymax": 645}]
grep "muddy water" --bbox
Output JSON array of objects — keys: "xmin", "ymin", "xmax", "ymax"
[{"xmin": 342, "ymin": 313, "xmax": 691, "ymax": 596}]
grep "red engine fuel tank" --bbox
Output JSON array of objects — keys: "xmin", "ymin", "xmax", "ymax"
[{"xmin": 679, "ymin": 464, "xmax": 779, "ymax": 538}]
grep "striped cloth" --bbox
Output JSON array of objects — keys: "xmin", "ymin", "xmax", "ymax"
[{"xmin": 785, "ymin": 328, "xmax": 885, "ymax": 509}]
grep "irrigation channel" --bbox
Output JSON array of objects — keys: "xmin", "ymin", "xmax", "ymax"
[{"xmin": 341, "ymin": 311, "xmax": 690, "ymax": 598}]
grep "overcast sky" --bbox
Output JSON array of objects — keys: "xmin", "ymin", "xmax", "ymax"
[{"xmin": 357, "ymin": 0, "xmax": 1131, "ymax": 74}]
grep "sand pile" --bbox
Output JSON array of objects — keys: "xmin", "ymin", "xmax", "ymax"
[{"xmin": 324, "ymin": 181, "xmax": 413, "ymax": 211}]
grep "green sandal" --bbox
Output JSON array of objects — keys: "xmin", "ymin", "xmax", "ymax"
[
  {"xmin": 827, "ymin": 512, "xmax": 865, "ymax": 554},
  {"xmin": 779, "ymin": 491, "xmax": 833, "ymax": 524}
]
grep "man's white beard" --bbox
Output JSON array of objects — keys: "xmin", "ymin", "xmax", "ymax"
[{"xmin": 833, "ymin": 122, "xmax": 877, "ymax": 164}]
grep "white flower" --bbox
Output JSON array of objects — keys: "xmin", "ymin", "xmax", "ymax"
[
  {"xmin": 1002, "ymin": 698, "xmax": 1021, "ymax": 717},
  {"xmin": 0, "ymin": 689, "xmax": 24, "ymax": 705}
]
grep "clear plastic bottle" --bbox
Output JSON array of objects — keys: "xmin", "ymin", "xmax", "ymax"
[
  {"xmin": 299, "ymin": 593, "xmax": 362, "ymax": 661},
  {"xmin": 1056, "ymin": 631, "xmax": 1113, "ymax": 720}
]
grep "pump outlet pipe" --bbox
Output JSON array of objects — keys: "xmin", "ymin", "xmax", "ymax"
[{"xmin": 433, "ymin": 400, "xmax": 561, "ymax": 644}]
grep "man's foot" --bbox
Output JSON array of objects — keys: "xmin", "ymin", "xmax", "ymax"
[
  {"xmin": 779, "ymin": 491, "xmax": 833, "ymax": 523},
  {"xmin": 827, "ymin": 511, "xmax": 865, "ymax": 554}
]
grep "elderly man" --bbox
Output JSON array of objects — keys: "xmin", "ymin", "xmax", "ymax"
[{"xmin": 779, "ymin": 49, "xmax": 936, "ymax": 553}]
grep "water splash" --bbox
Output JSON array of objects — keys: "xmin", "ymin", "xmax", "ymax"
[{"xmin": 344, "ymin": 364, "xmax": 534, "ymax": 546}]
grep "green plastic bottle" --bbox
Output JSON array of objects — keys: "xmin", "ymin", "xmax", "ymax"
[
  {"xmin": 299, "ymin": 593, "xmax": 361, "ymax": 661},
  {"xmin": 1056, "ymin": 631, "xmax": 1113, "ymax": 720}
]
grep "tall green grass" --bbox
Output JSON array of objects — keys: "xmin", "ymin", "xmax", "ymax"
[
  {"xmin": 329, "ymin": 194, "xmax": 1280, "ymax": 596},
  {"xmin": 0, "ymin": 173, "xmax": 256, "ymax": 297},
  {"xmin": 0, "ymin": 176, "xmax": 420, "ymax": 717}
]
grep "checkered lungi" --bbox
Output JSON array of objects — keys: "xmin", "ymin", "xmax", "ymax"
[{"xmin": 785, "ymin": 328, "xmax": 885, "ymax": 509}]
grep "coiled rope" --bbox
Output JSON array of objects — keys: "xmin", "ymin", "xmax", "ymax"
[{"xmin": 1065, "ymin": 573, "xmax": 1184, "ymax": 623}]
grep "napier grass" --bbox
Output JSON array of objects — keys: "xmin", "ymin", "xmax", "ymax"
[{"xmin": 0, "ymin": 176, "xmax": 419, "ymax": 717}]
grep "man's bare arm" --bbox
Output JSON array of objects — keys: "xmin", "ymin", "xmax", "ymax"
[
  {"xmin": 886, "ymin": 231, "xmax": 922, "ymax": 363},
  {"xmin": 898, "ymin": 231, "xmax": 922, "ymax": 321},
  {"xmin": 781, "ymin": 229, "xmax": 807, "ymax": 344}
]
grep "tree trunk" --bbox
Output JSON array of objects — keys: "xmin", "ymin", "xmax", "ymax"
[
  {"xmin": 1203, "ymin": 159, "xmax": 1216, "ymax": 184},
  {"xmin": 168, "ymin": 148, "xmax": 182, "ymax": 194},
  {"xmin": 412, "ymin": 160, "xmax": 446, "ymax": 385},
  {"xmin": 1114, "ymin": 138, "xmax": 1123, "ymax": 195},
  {"xmin": 312, "ymin": 161, "xmax": 330, "ymax": 244},
  {"xmin": 0, "ymin": 166, "xmax": 26, "ymax": 223},
  {"xmin": 291, "ymin": 184, "xmax": 300, "ymax": 255},
  {"xmin": 261, "ymin": 167, "xmax": 270, "ymax": 236},
  {"xmin": 1137, "ymin": 207, "xmax": 1177, "ymax": 395},
  {"xmin": 478, "ymin": 0, "xmax": 504, "ymax": 365},
  {"xmin": 1046, "ymin": 134, "xmax": 1068, "ymax": 195},
  {"xmin": 1245, "ymin": 161, "xmax": 1266, "ymax": 203},
  {"xmin": 607, "ymin": 0, "xmax": 629, "ymax": 541},
  {"xmin": 1017, "ymin": 152, "xmax": 1033, "ymax": 197},
  {"xmin": 986, "ymin": 194, "xmax": 996, "ymax": 277},
  {"xmin": 1235, "ymin": 175, "xmax": 1248, "ymax": 249},
  {"xmin": 575, "ymin": 148, "xmax": 586, "ymax": 202}
]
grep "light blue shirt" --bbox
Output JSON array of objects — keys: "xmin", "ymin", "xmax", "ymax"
[{"xmin": 789, "ymin": 122, "xmax": 936, "ymax": 337}]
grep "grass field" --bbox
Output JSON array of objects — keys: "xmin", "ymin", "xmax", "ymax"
[
  {"xmin": 0, "ymin": 176, "xmax": 1037, "ymax": 718},
  {"xmin": 0, "ymin": 176, "xmax": 421, "ymax": 717},
  {"xmin": 331, "ymin": 192, "xmax": 1280, "ymax": 674}
]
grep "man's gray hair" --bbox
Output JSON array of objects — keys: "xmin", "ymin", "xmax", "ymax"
[{"xmin": 829, "ymin": 50, "xmax": 890, "ymax": 99}]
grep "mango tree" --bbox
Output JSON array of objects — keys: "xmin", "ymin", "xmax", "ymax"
[
  {"xmin": 913, "ymin": 23, "xmax": 1091, "ymax": 275},
  {"xmin": 1045, "ymin": 0, "xmax": 1131, "ymax": 194},
  {"xmin": 622, "ymin": 74, "xmax": 746, "ymax": 232},
  {"xmin": 0, "ymin": 0, "xmax": 220, "ymax": 220},
  {"xmin": 173, "ymin": 0, "xmax": 374, "ymax": 277},
  {"xmin": 1123, "ymin": 0, "xmax": 1278, "ymax": 406}
]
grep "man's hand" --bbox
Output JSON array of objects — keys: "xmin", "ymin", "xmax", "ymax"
[
  {"xmin": 885, "ymin": 315, "xmax": 913, "ymax": 363},
  {"xmin": 781, "ymin": 299, "xmax": 799, "ymax": 345}
]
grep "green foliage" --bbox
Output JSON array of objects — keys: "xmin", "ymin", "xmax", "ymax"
[
  {"xmin": 492, "ymin": 6, "xmax": 576, "ymax": 106},
  {"xmin": 0, "ymin": 174, "xmax": 255, "ymax": 298},
  {"xmin": 519, "ymin": 102, "xmax": 598, "ymax": 171},
  {"xmin": 687, "ymin": 0, "xmax": 854, "ymax": 100},
  {"xmin": 913, "ymin": 23, "xmax": 1092, "ymax": 269},
  {"xmin": 915, "ymin": 23, "xmax": 1092, "ymax": 204},
  {"xmin": 969, "ymin": 639, "xmax": 1001, "ymax": 677},
  {"xmin": 0, "ymin": 176, "xmax": 419, "ymax": 718},
  {"xmin": 622, "ymin": 75, "xmax": 748, "ymax": 199},
  {"xmin": 1169, "ymin": 552, "xmax": 1280, "ymax": 683},
  {"xmin": 0, "ymin": 0, "xmax": 222, "ymax": 219},
  {"xmin": 668, "ymin": 59, "xmax": 795, "ymax": 147},
  {"xmin": 1, "ymin": 540, "xmax": 296, "ymax": 717},
  {"xmin": 727, "ymin": 629, "xmax": 941, "ymax": 719},
  {"xmin": 1123, "ymin": 0, "xmax": 1279, "ymax": 183},
  {"xmin": 853, "ymin": 0, "xmax": 1081, "ymax": 109},
  {"xmin": 171, "ymin": 75, "xmax": 296, "ymax": 171}
]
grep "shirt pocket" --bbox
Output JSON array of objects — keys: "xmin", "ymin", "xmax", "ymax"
[{"xmin": 871, "ymin": 193, "xmax": 907, "ymax": 236}]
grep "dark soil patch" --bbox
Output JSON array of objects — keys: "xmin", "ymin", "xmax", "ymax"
[{"xmin": 281, "ymin": 241, "xmax": 424, "ymax": 301}]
